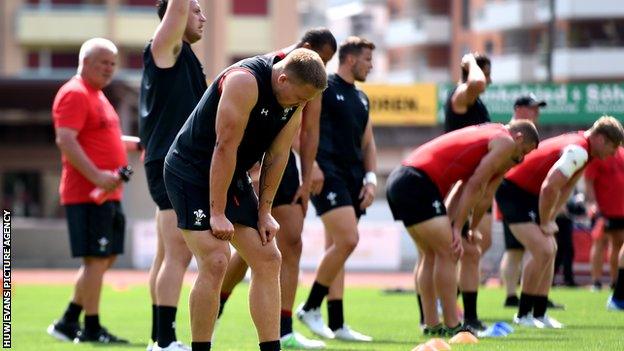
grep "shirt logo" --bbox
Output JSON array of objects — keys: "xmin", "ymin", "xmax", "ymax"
[
  {"xmin": 261, "ymin": 108, "xmax": 269, "ymax": 116},
  {"xmin": 97, "ymin": 237, "xmax": 109, "ymax": 252},
  {"xmin": 360, "ymin": 97, "xmax": 368, "ymax": 110},
  {"xmin": 336, "ymin": 94, "xmax": 345, "ymax": 101},
  {"xmin": 432, "ymin": 200, "xmax": 442, "ymax": 214},
  {"xmin": 528, "ymin": 211, "xmax": 537, "ymax": 222},
  {"xmin": 194, "ymin": 209, "xmax": 206, "ymax": 226},
  {"xmin": 327, "ymin": 192, "xmax": 337, "ymax": 206},
  {"xmin": 282, "ymin": 107, "xmax": 294, "ymax": 120}
]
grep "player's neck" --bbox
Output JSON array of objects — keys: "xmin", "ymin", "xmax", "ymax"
[{"xmin": 336, "ymin": 68, "xmax": 355, "ymax": 85}]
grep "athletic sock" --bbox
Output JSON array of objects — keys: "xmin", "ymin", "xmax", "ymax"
[
  {"xmin": 192, "ymin": 341, "xmax": 211, "ymax": 351},
  {"xmin": 417, "ymin": 294, "xmax": 424, "ymax": 325},
  {"xmin": 61, "ymin": 302, "xmax": 82, "ymax": 324},
  {"xmin": 462, "ymin": 291, "xmax": 478, "ymax": 321},
  {"xmin": 280, "ymin": 310, "xmax": 293, "ymax": 337},
  {"xmin": 302, "ymin": 281, "xmax": 329, "ymax": 311},
  {"xmin": 532, "ymin": 295, "xmax": 548, "ymax": 318},
  {"xmin": 84, "ymin": 314, "xmax": 101, "ymax": 334},
  {"xmin": 157, "ymin": 306, "xmax": 177, "ymax": 347},
  {"xmin": 218, "ymin": 292, "xmax": 231, "ymax": 318},
  {"xmin": 518, "ymin": 293, "xmax": 534, "ymax": 318},
  {"xmin": 327, "ymin": 299, "xmax": 344, "ymax": 331},
  {"xmin": 259, "ymin": 340, "xmax": 280, "ymax": 351},
  {"xmin": 613, "ymin": 268, "xmax": 624, "ymax": 300},
  {"xmin": 151, "ymin": 305, "xmax": 158, "ymax": 343}
]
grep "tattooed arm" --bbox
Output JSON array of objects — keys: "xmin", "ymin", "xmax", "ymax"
[{"xmin": 256, "ymin": 106, "xmax": 303, "ymax": 244}]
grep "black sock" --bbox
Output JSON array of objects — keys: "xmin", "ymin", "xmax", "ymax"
[
  {"xmin": 518, "ymin": 293, "xmax": 534, "ymax": 318},
  {"xmin": 462, "ymin": 291, "xmax": 478, "ymax": 321},
  {"xmin": 157, "ymin": 306, "xmax": 178, "ymax": 347},
  {"xmin": 192, "ymin": 341, "xmax": 211, "ymax": 351},
  {"xmin": 259, "ymin": 340, "xmax": 280, "ymax": 351},
  {"xmin": 327, "ymin": 299, "xmax": 344, "ymax": 331},
  {"xmin": 151, "ymin": 305, "xmax": 158, "ymax": 343},
  {"xmin": 218, "ymin": 292, "xmax": 231, "ymax": 318},
  {"xmin": 613, "ymin": 268, "xmax": 624, "ymax": 300},
  {"xmin": 62, "ymin": 302, "xmax": 82, "ymax": 324},
  {"xmin": 280, "ymin": 310, "xmax": 292, "ymax": 337},
  {"xmin": 533, "ymin": 295, "xmax": 548, "ymax": 318},
  {"xmin": 303, "ymin": 281, "xmax": 329, "ymax": 311},
  {"xmin": 417, "ymin": 294, "xmax": 424, "ymax": 325},
  {"xmin": 84, "ymin": 314, "xmax": 101, "ymax": 334}
]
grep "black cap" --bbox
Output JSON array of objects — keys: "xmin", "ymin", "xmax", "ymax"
[{"xmin": 514, "ymin": 93, "xmax": 547, "ymax": 108}]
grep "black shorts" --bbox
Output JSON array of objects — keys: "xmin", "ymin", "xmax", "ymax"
[
  {"xmin": 503, "ymin": 221, "xmax": 525, "ymax": 250},
  {"xmin": 164, "ymin": 168, "xmax": 258, "ymax": 231},
  {"xmin": 145, "ymin": 159, "xmax": 173, "ymax": 210},
  {"xmin": 311, "ymin": 174, "xmax": 365, "ymax": 219},
  {"xmin": 495, "ymin": 179, "xmax": 540, "ymax": 225},
  {"xmin": 65, "ymin": 201, "xmax": 125, "ymax": 257},
  {"xmin": 605, "ymin": 217, "xmax": 624, "ymax": 231},
  {"xmin": 386, "ymin": 166, "xmax": 447, "ymax": 227},
  {"xmin": 273, "ymin": 151, "xmax": 300, "ymax": 208}
]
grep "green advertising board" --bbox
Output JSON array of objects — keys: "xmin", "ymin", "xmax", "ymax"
[{"xmin": 438, "ymin": 82, "xmax": 624, "ymax": 126}]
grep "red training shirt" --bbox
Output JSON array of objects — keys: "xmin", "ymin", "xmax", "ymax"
[
  {"xmin": 52, "ymin": 76, "xmax": 127, "ymax": 205},
  {"xmin": 585, "ymin": 147, "xmax": 624, "ymax": 217},
  {"xmin": 505, "ymin": 131, "xmax": 589, "ymax": 196},
  {"xmin": 403, "ymin": 123, "xmax": 510, "ymax": 197}
]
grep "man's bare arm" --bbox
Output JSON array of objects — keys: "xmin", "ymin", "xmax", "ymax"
[
  {"xmin": 151, "ymin": 0, "xmax": 191, "ymax": 68},
  {"xmin": 55, "ymin": 127, "xmax": 119, "ymax": 191},
  {"xmin": 209, "ymin": 72, "xmax": 257, "ymax": 216}
]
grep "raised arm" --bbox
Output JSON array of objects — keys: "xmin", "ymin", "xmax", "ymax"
[
  {"xmin": 257, "ymin": 106, "xmax": 303, "ymax": 243},
  {"xmin": 151, "ymin": 0, "xmax": 192, "ymax": 68},
  {"xmin": 450, "ymin": 54, "xmax": 487, "ymax": 114},
  {"xmin": 209, "ymin": 71, "xmax": 258, "ymax": 239}
]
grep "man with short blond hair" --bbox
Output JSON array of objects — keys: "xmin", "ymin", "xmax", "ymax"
[{"xmin": 164, "ymin": 48, "xmax": 326, "ymax": 351}]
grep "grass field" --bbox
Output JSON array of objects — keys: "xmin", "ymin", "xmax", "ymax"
[{"xmin": 12, "ymin": 283, "xmax": 624, "ymax": 350}]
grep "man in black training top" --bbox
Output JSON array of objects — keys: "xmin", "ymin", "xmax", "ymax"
[
  {"xmin": 218, "ymin": 28, "xmax": 336, "ymax": 350},
  {"xmin": 442, "ymin": 52, "xmax": 491, "ymax": 332},
  {"xmin": 164, "ymin": 49, "xmax": 327, "ymax": 351},
  {"xmin": 139, "ymin": 0, "xmax": 207, "ymax": 350},
  {"xmin": 296, "ymin": 36, "xmax": 378, "ymax": 343}
]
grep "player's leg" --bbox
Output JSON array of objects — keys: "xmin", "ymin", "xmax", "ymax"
[
  {"xmin": 148, "ymin": 208, "xmax": 164, "ymax": 345},
  {"xmin": 231, "ymin": 224, "xmax": 282, "ymax": 346},
  {"xmin": 218, "ymin": 252, "xmax": 249, "ymax": 317},
  {"xmin": 590, "ymin": 233, "xmax": 608, "ymax": 290},
  {"xmin": 607, "ymin": 235, "xmax": 624, "ymax": 310},
  {"xmin": 155, "ymin": 209, "xmax": 193, "ymax": 348}
]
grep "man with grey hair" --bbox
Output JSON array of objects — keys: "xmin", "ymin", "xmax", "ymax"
[{"xmin": 47, "ymin": 37, "xmax": 130, "ymax": 344}]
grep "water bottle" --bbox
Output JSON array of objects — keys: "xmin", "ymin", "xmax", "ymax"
[{"xmin": 89, "ymin": 166, "xmax": 133, "ymax": 205}]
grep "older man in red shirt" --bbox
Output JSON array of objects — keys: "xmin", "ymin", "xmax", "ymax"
[{"xmin": 47, "ymin": 38, "xmax": 130, "ymax": 344}]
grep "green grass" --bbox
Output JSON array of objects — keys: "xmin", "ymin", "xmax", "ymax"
[{"xmin": 11, "ymin": 283, "xmax": 624, "ymax": 350}]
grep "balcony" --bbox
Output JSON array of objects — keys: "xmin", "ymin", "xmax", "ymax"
[
  {"xmin": 16, "ymin": 5, "xmax": 157, "ymax": 47},
  {"xmin": 386, "ymin": 67, "xmax": 450, "ymax": 84},
  {"xmin": 473, "ymin": 0, "xmax": 550, "ymax": 32},
  {"xmin": 491, "ymin": 53, "xmax": 548, "ymax": 83},
  {"xmin": 385, "ymin": 15, "xmax": 450, "ymax": 47},
  {"xmin": 555, "ymin": 0, "xmax": 624, "ymax": 19},
  {"xmin": 553, "ymin": 47, "xmax": 624, "ymax": 80}
]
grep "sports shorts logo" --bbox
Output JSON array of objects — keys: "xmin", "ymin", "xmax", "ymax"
[
  {"xmin": 282, "ymin": 107, "xmax": 294, "ymax": 120},
  {"xmin": 261, "ymin": 108, "xmax": 269, "ymax": 116},
  {"xmin": 194, "ymin": 209, "xmax": 206, "ymax": 226},
  {"xmin": 432, "ymin": 200, "xmax": 442, "ymax": 214},
  {"xmin": 336, "ymin": 94, "xmax": 345, "ymax": 101},
  {"xmin": 98, "ymin": 237, "xmax": 109, "ymax": 252},
  {"xmin": 327, "ymin": 192, "xmax": 337, "ymax": 206},
  {"xmin": 528, "ymin": 211, "xmax": 537, "ymax": 222}
]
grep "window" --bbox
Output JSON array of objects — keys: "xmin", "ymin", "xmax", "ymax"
[
  {"xmin": 461, "ymin": 0, "xmax": 470, "ymax": 29},
  {"xmin": 51, "ymin": 52, "xmax": 78, "ymax": 69},
  {"xmin": 124, "ymin": 51, "xmax": 144, "ymax": 70},
  {"xmin": 27, "ymin": 52, "xmax": 39, "ymax": 69},
  {"xmin": 2, "ymin": 171, "xmax": 42, "ymax": 218},
  {"xmin": 232, "ymin": 0, "xmax": 268, "ymax": 16}
]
